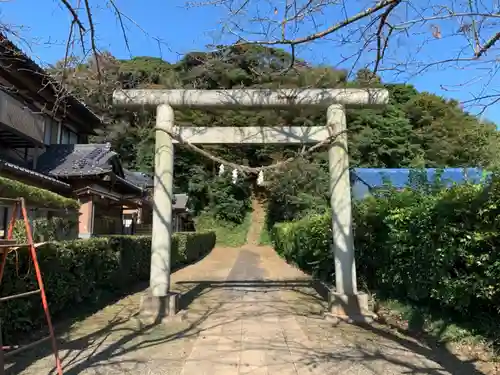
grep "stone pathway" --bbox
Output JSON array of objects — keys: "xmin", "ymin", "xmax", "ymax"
[{"xmin": 6, "ymin": 246, "xmax": 487, "ymax": 374}]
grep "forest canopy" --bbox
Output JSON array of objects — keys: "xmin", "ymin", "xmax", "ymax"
[{"xmin": 49, "ymin": 45, "xmax": 500, "ymax": 194}]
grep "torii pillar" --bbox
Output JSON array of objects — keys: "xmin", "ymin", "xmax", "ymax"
[{"xmin": 113, "ymin": 88, "xmax": 389, "ymax": 322}]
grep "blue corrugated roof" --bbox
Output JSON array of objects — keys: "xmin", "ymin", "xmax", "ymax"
[{"xmin": 351, "ymin": 168, "xmax": 489, "ymax": 200}]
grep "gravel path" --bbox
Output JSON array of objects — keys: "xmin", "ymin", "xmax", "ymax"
[{"xmin": 6, "ymin": 246, "xmax": 487, "ymax": 375}]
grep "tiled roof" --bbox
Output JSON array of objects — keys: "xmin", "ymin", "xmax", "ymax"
[
  {"xmin": 0, "ymin": 150, "xmax": 71, "ymax": 189},
  {"xmin": 0, "ymin": 159, "xmax": 71, "ymax": 189},
  {"xmin": 1, "ymin": 144, "xmax": 149, "ymax": 196},
  {"xmin": 123, "ymin": 170, "xmax": 153, "ymax": 188},
  {"xmin": 35, "ymin": 143, "xmax": 146, "ymax": 195},
  {"xmin": 36, "ymin": 143, "xmax": 116, "ymax": 177}
]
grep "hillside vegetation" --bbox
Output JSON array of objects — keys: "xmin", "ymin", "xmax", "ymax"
[{"xmin": 51, "ymin": 46, "xmax": 500, "ymax": 230}]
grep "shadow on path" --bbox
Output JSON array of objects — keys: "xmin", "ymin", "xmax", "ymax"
[{"xmin": 5, "ymin": 247, "xmax": 492, "ymax": 375}]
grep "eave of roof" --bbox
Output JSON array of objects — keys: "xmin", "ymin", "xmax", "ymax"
[
  {"xmin": 0, "ymin": 34, "xmax": 103, "ymax": 133},
  {"xmin": 74, "ymin": 185, "xmax": 122, "ymax": 201},
  {"xmin": 0, "ymin": 160, "xmax": 72, "ymax": 190},
  {"xmin": 123, "ymin": 169, "xmax": 154, "ymax": 189},
  {"xmin": 114, "ymin": 174, "xmax": 144, "ymax": 194},
  {"xmin": 74, "ymin": 185, "xmax": 142, "ymax": 207}
]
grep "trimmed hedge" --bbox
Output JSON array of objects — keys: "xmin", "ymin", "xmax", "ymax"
[
  {"xmin": 0, "ymin": 231, "xmax": 216, "ymax": 340},
  {"xmin": 13, "ymin": 216, "xmax": 79, "ymax": 243},
  {"xmin": 0, "ymin": 176, "xmax": 79, "ymax": 210},
  {"xmin": 272, "ymin": 178, "xmax": 500, "ymax": 320},
  {"xmin": 272, "ymin": 214, "xmax": 334, "ymax": 281}
]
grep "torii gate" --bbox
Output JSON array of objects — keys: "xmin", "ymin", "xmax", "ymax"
[{"xmin": 113, "ymin": 88, "xmax": 388, "ymax": 322}]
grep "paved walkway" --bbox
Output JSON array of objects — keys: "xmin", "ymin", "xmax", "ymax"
[{"xmin": 7, "ymin": 246, "xmax": 486, "ymax": 374}]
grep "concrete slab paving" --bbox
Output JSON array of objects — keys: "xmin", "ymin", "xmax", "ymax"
[{"xmin": 6, "ymin": 246, "xmax": 487, "ymax": 375}]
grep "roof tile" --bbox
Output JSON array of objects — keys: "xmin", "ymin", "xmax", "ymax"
[{"xmin": 36, "ymin": 143, "xmax": 115, "ymax": 177}]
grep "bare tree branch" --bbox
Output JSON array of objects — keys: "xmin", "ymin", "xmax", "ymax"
[
  {"xmin": 373, "ymin": 0, "xmax": 399, "ymax": 73},
  {"xmin": 234, "ymin": 0, "xmax": 401, "ymax": 46},
  {"xmin": 59, "ymin": 0, "xmax": 87, "ymax": 33},
  {"xmin": 475, "ymin": 32, "xmax": 500, "ymax": 58},
  {"xmin": 83, "ymin": 0, "xmax": 100, "ymax": 78}
]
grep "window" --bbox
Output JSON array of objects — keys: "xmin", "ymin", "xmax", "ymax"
[
  {"xmin": 59, "ymin": 125, "xmax": 79, "ymax": 145},
  {"xmin": 69, "ymin": 131, "xmax": 78, "ymax": 144},
  {"xmin": 43, "ymin": 119, "xmax": 51, "ymax": 145},
  {"xmin": 50, "ymin": 121, "xmax": 59, "ymax": 144},
  {"xmin": 44, "ymin": 119, "xmax": 60, "ymax": 145},
  {"xmin": 78, "ymin": 134, "xmax": 88, "ymax": 144},
  {"xmin": 60, "ymin": 126, "xmax": 70, "ymax": 144}
]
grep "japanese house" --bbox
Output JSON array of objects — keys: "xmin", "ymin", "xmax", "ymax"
[
  {"xmin": 130, "ymin": 192, "xmax": 195, "ymax": 235},
  {"xmin": 0, "ymin": 34, "xmax": 148, "ymax": 238}
]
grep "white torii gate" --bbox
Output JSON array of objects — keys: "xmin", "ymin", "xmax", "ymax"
[{"xmin": 113, "ymin": 88, "xmax": 389, "ymax": 322}]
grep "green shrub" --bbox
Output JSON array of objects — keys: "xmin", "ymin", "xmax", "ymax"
[
  {"xmin": 0, "ymin": 231, "xmax": 216, "ymax": 340},
  {"xmin": 273, "ymin": 213, "xmax": 333, "ymax": 281},
  {"xmin": 12, "ymin": 216, "xmax": 78, "ymax": 243},
  {"xmin": 208, "ymin": 175, "xmax": 251, "ymax": 223},
  {"xmin": 0, "ymin": 176, "xmax": 79, "ymax": 210},
  {"xmin": 265, "ymin": 158, "xmax": 329, "ymax": 230},
  {"xmin": 173, "ymin": 231, "xmax": 216, "ymax": 263},
  {"xmin": 272, "ymin": 177, "xmax": 500, "ymax": 320},
  {"xmin": 187, "ymin": 167, "xmax": 252, "ymax": 225}
]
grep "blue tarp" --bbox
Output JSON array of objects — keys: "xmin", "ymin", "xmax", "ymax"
[{"xmin": 351, "ymin": 168, "xmax": 489, "ymax": 200}]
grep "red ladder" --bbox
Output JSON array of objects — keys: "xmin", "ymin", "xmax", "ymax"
[{"xmin": 0, "ymin": 197, "xmax": 62, "ymax": 375}]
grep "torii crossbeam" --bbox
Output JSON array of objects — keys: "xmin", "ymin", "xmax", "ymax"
[{"xmin": 113, "ymin": 88, "xmax": 389, "ymax": 322}]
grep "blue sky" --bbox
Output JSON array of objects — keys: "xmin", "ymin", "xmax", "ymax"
[{"xmin": 2, "ymin": 0, "xmax": 499, "ymax": 124}]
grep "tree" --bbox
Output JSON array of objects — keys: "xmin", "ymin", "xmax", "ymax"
[
  {"xmin": 47, "ymin": 46, "xmax": 500, "ymax": 192},
  {"xmin": 193, "ymin": 0, "xmax": 500, "ymax": 112},
  {"xmin": 5, "ymin": 1, "xmax": 500, "ymax": 112},
  {"xmin": 5, "ymin": 1, "xmax": 500, "ymax": 231}
]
